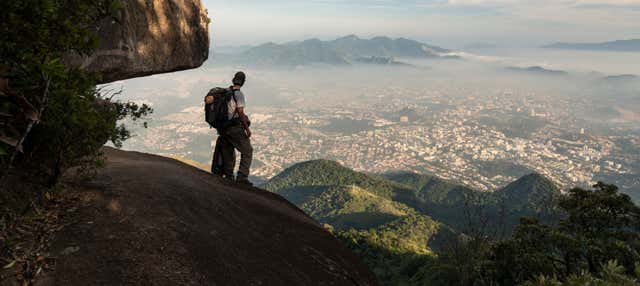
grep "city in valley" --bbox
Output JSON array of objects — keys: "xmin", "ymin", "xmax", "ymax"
[{"xmin": 116, "ymin": 62, "xmax": 640, "ymax": 198}]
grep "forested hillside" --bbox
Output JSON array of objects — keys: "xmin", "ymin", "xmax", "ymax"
[{"xmin": 264, "ymin": 160, "xmax": 638, "ymax": 285}]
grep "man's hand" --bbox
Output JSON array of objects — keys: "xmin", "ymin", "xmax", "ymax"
[{"xmin": 237, "ymin": 107, "xmax": 251, "ymax": 138}]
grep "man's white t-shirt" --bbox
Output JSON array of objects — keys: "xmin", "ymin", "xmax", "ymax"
[{"xmin": 228, "ymin": 89, "xmax": 246, "ymax": 120}]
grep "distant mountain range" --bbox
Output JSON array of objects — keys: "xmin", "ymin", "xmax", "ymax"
[
  {"xmin": 601, "ymin": 74, "xmax": 639, "ymax": 82},
  {"xmin": 222, "ymin": 35, "xmax": 451, "ymax": 67},
  {"xmin": 507, "ymin": 66, "xmax": 569, "ymax": 76},
  {"xmin": 262, "ymin": 160, "xmax": 562, "ymax": 284},
  {"xmin": 594, "ymin": 73, "xmax": 640, "ymax": 101},
  {"xmin": 544, "ymin": 39, "xmax": 640, "ymax": 52}
]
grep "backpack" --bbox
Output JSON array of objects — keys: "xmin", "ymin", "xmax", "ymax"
[{"xmin": 204, "ymin": 87, "xmax": 237, "ymax": 131}]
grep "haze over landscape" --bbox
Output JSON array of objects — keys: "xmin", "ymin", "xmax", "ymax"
[
  {"xmin": 110, "ymin": 38, "xmax": 640, "ymax": 281},
  {"xmin": 3, "ymin": 0, "xmax": 640, "ymax": 285},
  {"xmin": 112, "ymin": 32, "xmax": 640, "ymax": 199},
  {"xmin": 103, "ymin": 5, "xmax": 640, "ymax": 281},
  {"xmin": 204, "ymin": 0, "xmax": 640, "ymax": 48}
]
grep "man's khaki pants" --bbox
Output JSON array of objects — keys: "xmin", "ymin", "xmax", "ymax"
[{"xmin": 221, "ymin": 125, "xmax": 253, "ymax": 180}]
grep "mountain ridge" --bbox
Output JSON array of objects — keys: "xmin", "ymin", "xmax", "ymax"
[
  {"xmin": 507, "ymin": 66, "xmax": 569, "ymax": 76},
  {"xmin": 544, "ymin": 39, "xmax": 640, "ymax": 52},
  {"xmin": 223, "ymin": 35, "xmax": 451, "ymax": 67},
  {"xmin": 263, "ymin": 160, "xmax": 562, "ymax": 285},
  {"xmin": 266, "ymin": 160, "xmax": 562, "ymax": 233}
]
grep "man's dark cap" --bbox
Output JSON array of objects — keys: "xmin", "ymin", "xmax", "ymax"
[{"xmin": 233, "ymin": 71, "xmax": 246, "ymax": 86}]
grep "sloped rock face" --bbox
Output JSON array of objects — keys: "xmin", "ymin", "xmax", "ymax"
[
  {"xmin": 67, "ymin": 0, "xmax": 210, "ymax": 83},
  {"xmin": 41, "ymin": 148, "xmax": 379, "ymax": 285}
]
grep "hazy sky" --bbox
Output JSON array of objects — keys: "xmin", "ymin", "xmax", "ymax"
[{"xmin": 203, "ymin": 0, "xmax": 640, "ymax": 49}]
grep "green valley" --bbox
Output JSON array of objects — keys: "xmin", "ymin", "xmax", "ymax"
[{"xmin": 263, "ymin": 160, "xmax": 566, "ymax": 285}]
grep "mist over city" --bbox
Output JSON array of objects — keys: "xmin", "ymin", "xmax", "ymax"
[{"xmin": 111, "ymin": 33, "xmax": 640, "ymax": 200}]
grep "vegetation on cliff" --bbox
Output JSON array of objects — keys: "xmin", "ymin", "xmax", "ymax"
[
  {"xmin": 1, "ymin": 1, "xmax": 151, "ymax": 284},
  {"xmin": 266, "ymin": 160, "xmax": 640, "ymax": 285},
  {"xmin": 0, "ymin": 0, "xmax": 151, "ymax": 188}
]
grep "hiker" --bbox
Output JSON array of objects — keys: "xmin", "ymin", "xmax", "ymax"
[
  {"xmin": 205, "ymin": 88, "xmax": 235, "ymax": 179},
  {"xmin": 221, "ymin": 72, "xmax": 253, "ymax": 185},
  {"xmin": 204, "ymin": 72, "xmax": 253, "ymax": 185}
]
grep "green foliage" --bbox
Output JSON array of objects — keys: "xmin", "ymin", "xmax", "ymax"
[
  {"xmin": 382, "ymin": 171, "xmax": 475, "ymax": 205},
  {"xmin": 111, "ymin": 101, "xmax": 153, "ymax": 148},
  {"xmin": 300, "ymin": 185, "xmax": 414, "ymax": 230},
  {"xmin": 524, "ymin": 261, "xmax": 640, "ymax": 286},
  {"xmin": 433, "ymin": 182, "xmax": 640, "ymax": 286},
  {"xmin": 265, "ymin": 160, "xmax": 402, "ymax": 198},
  {"xmin": 380, "ymin": 172, "xmax": 436, "ymax": 192},
  {"xmin": 497, "ymin": 173, "xmax": 561, "ymax": 211},
  {"xmin": 266, "ymin": 162, "xmax": 455, "ymax": 285},
  {"xmin": 266, "ymin": 161, "xmax": 571, "ymax": 285},
  {"xmin": 385, "ymin": 171, "xmax": 562, "ymax": 237},
  {"xmin": 558, "ymin": 183, "xmax": 640, "ymax": 275},
  {"xmin": 423, "ymin": 234, "xmax": 494, "ymax": 286},
  {"xmin": 1, "ymin": 0, "xmax": 152, "ymax": 186},
  {"xmin": 268, "ymin": 160, "xmax": 639, "ymax": 286},
  {"xmin": 1, "ymin": 0, "xmax": 117, "ymax": 62},
  {"xmin": 337, "ymin": 215, "xmax": 441, "ymax": 285}
]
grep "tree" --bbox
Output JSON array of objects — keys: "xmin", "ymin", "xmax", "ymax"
[
  {"xmin": 432, "ymin": 182, "xmax": 640, "ymax": 285},
  {"xmin": 0, "ymin": 0, "xmax": 151, "ymax": 187},
  {"xmin": 496, "ymin": 183, "xmax": 640, "ymax": 284},
  {"xmin": 559, "ymin": 183, "xmax": 640, "ymax": 275}
]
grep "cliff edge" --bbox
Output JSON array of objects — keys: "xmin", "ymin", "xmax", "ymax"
[{"xmin": 39, "ymin": 148, "xmax": 378, "ymax": 285}]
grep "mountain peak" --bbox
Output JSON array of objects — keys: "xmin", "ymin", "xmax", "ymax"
[
  {"xmin": 336, "ymin": 34, "xmax": 360, "ymax": 41},
  {"xmin": 301, "ymin": 38, "xmax": 323, "ymax": 44},
  {"xmin": 497, "ymin": 173, "xmax": 560, "ymax": 204},
  {"xmin": 291, "ymin": 159, "xmax": 345, "ymax": 170},
  {"xmin": 370, "ymin": 36, "xmax": 392, "ymax": 41},
  {"xmin": 507, "ymin": 66, "xmax": 569, "ymax": 76},
  {"xmin": 264, "ymin": 159, "xmax": 398, "ymax": 199},
  {"xmin": 233, "ymin": 35, "xmax": 449, "ymax": 67},
  {"xmin": 518, "ymin": 172, "xmax": 554, "ymax": 183},
  {"xmin": 504, "ymin": 172, "xmax": 556, "ymax": 188}
]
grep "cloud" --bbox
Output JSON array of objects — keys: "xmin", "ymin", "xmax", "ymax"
[{"xmin": 446, "ymin": 0, "xmax": 640, "ymax": 5}]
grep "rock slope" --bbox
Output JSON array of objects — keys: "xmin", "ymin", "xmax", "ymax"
[{"xmin": 41, "ymin": 148, "xmax": 378, "ymax": 286}]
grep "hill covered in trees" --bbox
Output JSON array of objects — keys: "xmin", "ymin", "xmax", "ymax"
[
  {"xmin": 264, "ymin": 160, "xmax": 638, "ymax": 285},
  {"xmin": 266, "ymin": 161, "xmax": 561, "ymax": 235},
  {"xmin": 263, "ymin": 160, "xmax": 572, "ymax": 284}
]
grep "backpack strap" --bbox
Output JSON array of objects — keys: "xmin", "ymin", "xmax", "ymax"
[{"xmin": 229, "ymin": 87, "xmax": 239, "ymax": 119}]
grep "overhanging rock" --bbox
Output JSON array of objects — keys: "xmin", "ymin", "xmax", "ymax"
[{"xmin": 67, "ymin": 0, "xmax": 210, "ymax": 84}]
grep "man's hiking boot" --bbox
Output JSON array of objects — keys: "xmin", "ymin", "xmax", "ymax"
[{"xmin": 236, "ymin": 177, "xmax": 253, "ymax": 187}]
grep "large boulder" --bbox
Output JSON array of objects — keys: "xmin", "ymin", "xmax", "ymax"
[
  {"xmin": 66, "ymin": 0, "xmax": 210, "ymax": 83},
  {"xmin": 41, "ymin": 148, "xmax": 379, "ymax": 285}
]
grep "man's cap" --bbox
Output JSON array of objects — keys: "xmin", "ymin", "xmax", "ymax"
[{"xmin": 233, "ymin": 71, "xmax": 246, "ymax": 86}]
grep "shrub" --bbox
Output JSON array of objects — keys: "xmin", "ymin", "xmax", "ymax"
[{"xmin": 1, "ymin": 0, "xmax": 151, "ymax": 187}]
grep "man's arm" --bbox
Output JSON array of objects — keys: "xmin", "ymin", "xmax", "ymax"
[{"xmin": 236, "ymin": 107, "xmax": 251, "ymax": 138}]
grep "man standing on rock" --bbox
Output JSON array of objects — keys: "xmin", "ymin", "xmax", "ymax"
[{"xmin": 221, "ymin": 72, "xmax": 253, "ymax": 186}]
